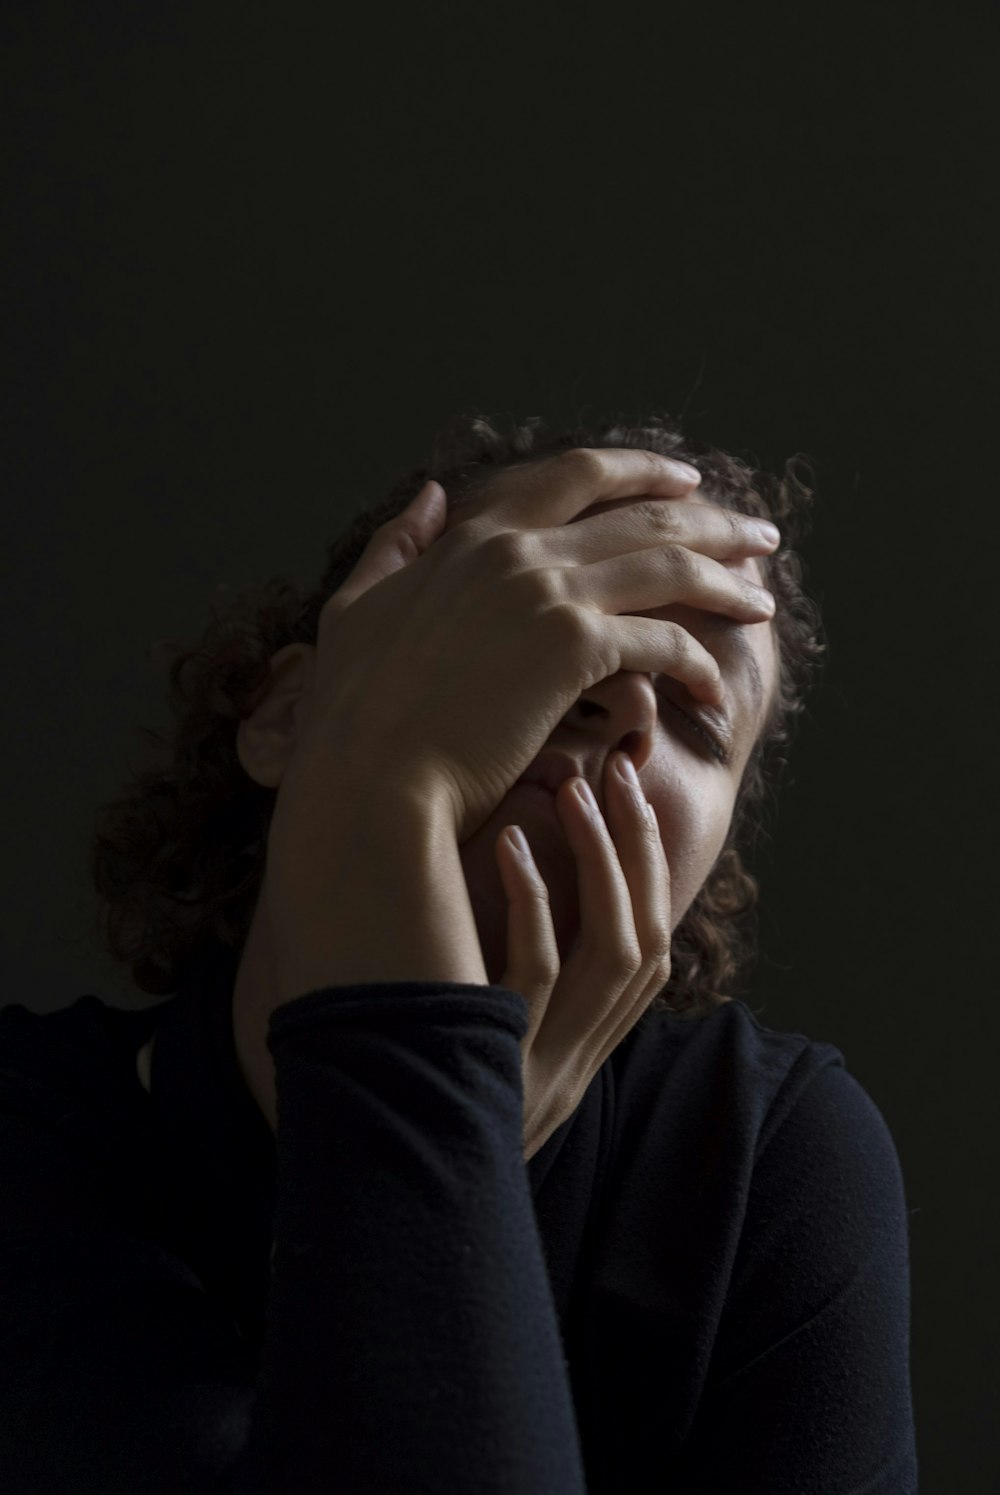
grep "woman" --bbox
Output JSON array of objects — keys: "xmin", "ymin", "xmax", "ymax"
[{"xmin": 0, "ymin": 413, "xmax": 917, "ymax": 1492}]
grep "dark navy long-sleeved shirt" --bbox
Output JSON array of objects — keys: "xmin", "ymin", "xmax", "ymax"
[{"xmin": 0, "ymin": 941, "xmax": 917, "ymax": 1492}]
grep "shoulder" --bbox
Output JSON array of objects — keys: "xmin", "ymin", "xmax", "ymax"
[
  {"xmin": 607, "ymin": 1005, "xmax": 919, "ymax": 1490},
  {"xmin": 0, "ymin": 992, "xmax": 159, "ymax": 1128},
  {"xmin": 604, "ymin": 995, "xmax": 914, "ymax": 1348},
  {"xmin": 608, "ymin": 998, "xmax": 909, "ymax": 1251},
  {"xmin": 611, "ymin": 996, "xmax": 851, "ymax": 1146},
  {"xmin": 0, "ymin": 993, "xmax": 169, "ymax": 1245}
]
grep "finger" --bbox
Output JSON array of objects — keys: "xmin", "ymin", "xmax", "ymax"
[
  {"xmin": 556, "ymin": 495, "xmax": 780, "ymax": 565},
  {"xmin": 599, "ymin": 753, "xmax": 672, "ymax": 1046},
  {"xmin": 600, "ymin": 613, "xmax": 726, "ymax": 705},
  {"xmin": 537, "ymin": 775, "xmax": 640, "ymax": 1058},
  {"xmin": 495, "ymin": 826, "xmax": 560, "ymax": 1048},
  {"xmin": 329, "ymin": 480, "xmax": 448, "ymax": 614},
  {"xmin": 459, "ymin": 447, "xmax": 704, "ymax": 534},
  {"xmin": 568, "ymin": 541, "xmax": 776, "ymax": 631}
]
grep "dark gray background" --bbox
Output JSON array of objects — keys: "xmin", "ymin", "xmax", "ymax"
[{"xmin": 4, "ymin": 2, "xmax": 998, "ymax": 1488}]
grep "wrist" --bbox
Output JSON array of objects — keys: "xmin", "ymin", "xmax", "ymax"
[{"xmin": 267, "ymin": 775, "xmax": 488, "ymax": 1006}]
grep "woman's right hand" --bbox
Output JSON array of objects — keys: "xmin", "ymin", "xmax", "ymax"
[{"xmin": 296, "ymin": 447, "xmax": 779, "ymax": 846}]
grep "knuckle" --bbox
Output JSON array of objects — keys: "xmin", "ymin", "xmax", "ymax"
[
  {"xmin": 587, "ymin": 935, "xmax": 643, "ymax": 980},
  {"xmin": 614, "ymin": 939, "xmax": 645, "ymax": 978},
  {"xmin": 544, "ymin": 596, "xmax": 591, "ymax": 650},
  {"xmin": 490, "ymin": 527, "xmax": 534, "ymax": 572},
  {"xmin": 539, "ymin": 960, "xmax": 562, "ymax": 991},
  {"xmin": 661, "ymin": 542, "xmax": 696, "ymax": 585},
  {"xmin": 635, "ymin": 498, "xmax": 681, "ymax": 534},
  {"xmin": 519, "ymin": 568, "xmax": 561, "ymax": 614},
  {"xmin": 745, "ymin": 576, "xmax": 771, "ymax": 607},
  {"xmin": 521, "ymin": 954, "xmax": 560, "ymax": 992},
  {"xmin": 660, "ymin": 621, "xmax": 708, "ymax": 675},
  {"xmin": 672, "ymin": 622, "xmax": 695, "ymax": 657},
  {"xmin": 539, "ymin": 566, "xmax": 572, "ymax": 607},
  {"xmin": 536, "ymin": 947, "xmax": 561, "ymax": 984},
  {"xmin": 443, "ymin": 514, "xmax": 482, "ymax": 559},
  {"xmin": 387, "ymin": 523, "xmax": 422, "ymax": 564},
  {"xmin": 371, "ymin": 513, "xmax": 402, "ymax": 545},
  {"xmin": 556, "ymin": 446, "xmax": 605, "ymax": 483},
  {"xmin": 510, "ymin": 549, "xmax": 568, "ymax": 611},
  {"xmin": 656, "ymin": 618, "xmax": 686, "ymax": 653},
  {"xmin": 476, "ymin": 526, "xmax": 529, "ymax": 576},
  {"xmin": 725, "ymin": 506, "xmax": 746, "ymax": 546},
  {"xmin": 643, "ymin": 927, "xmax": 672, "ymax": 968}
]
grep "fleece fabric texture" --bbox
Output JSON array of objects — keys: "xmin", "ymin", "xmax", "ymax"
[{"xmin": 0, "ymin": 942, "xmax": 917, "ymax": 1493}]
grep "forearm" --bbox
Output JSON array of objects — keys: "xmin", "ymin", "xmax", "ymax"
[
  {"xmin": 268, "ymin": 778, "xmax": 489, "ymax": 1008},
  {"xmin": 251, "ymin": 954, "xmax": 584, "ymax": 1493}
]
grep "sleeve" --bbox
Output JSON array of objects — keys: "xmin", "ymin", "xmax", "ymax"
[
  {"xmin": 0, "ymin": 983, "xmax": 588, "ymax": 1495},
  {"xmin": 669, "ymin": 1059, "xmax": 919, "ymax": 1495}
]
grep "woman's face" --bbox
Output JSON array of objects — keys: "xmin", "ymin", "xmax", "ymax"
[{"xmin": 444, "ymin": 492, "xmax": 781, "ymax": 986}]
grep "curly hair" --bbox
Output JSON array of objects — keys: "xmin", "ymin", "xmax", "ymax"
[{"xmin": 86, "ymin": 410, "xmax": 825, "ymax": 1020}]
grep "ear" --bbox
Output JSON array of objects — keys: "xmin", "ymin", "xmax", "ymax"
[
  {"xmin": 326, "ymin": 480, "xmax": 447, "ymax": 618},
  {"xmin": 235, "ymin": 643, "xmax": 316, "ymax": 788}
]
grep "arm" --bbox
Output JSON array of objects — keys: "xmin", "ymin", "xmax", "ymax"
[
  {"xmin": 1, "ymin": 906, "xmax": 588, "ymax": 1495},
  {"xmin": 226, "ymin": 785, "xmax": 588, "ymax": 1490},
  {"xmin": 232, "ymin": 979, "xmax": 585, "ymax": 1494},
  {"xmin": 235, "ymin": 776, "xmax": 495, "ymax": 1138},
  {"xmin": 222, "ymin": 789, "xmax": 588, "ymax": 1489},
  {"xmin": 0, "ymin": 781, "xmax": 589, "ymax": 1492}
]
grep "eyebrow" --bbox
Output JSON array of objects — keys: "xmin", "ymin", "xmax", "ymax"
[{"xmin": 700, "ymin": 613, "xmax": 767, "ymax": 722}]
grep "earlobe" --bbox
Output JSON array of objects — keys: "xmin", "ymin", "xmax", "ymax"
[
  {"xmin": 236, "ymin": 644, "xmax": 317, "ymax": 788},
  {"xmin": 266, "ymin": 642, "xmax": 316, "ymax": 687}
]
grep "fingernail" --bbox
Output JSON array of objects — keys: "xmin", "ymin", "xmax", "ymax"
[
  {"xmin": 507, "ymin": 826, "xmax": 530, "ymax": 856},
  {"xmin": 674, "ymin": 462, "xmax": 702, "ymax": 483},
  {"xmin": 752, "ymin": 520, "xmax": 780, "ymax": 546},
  {"xmin": 573, "ymin": 778, "xmax": 597, "ymax": 810},
  {"xmin": 615, "ymin": 752, "xmax": 640, "ymax": 788}
]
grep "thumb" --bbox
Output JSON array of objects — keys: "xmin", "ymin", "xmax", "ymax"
[{"xmin": 329, "ymin": 479, "xmax": 447, "ymax": 614}]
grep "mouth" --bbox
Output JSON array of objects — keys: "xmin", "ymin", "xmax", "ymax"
[
  {"xmin": 511, "ymin": 780, "xmax": 563, "ymax": 825},
  {"xmin": 509, "ymin": 781, "xmax": 576, "ymax": 860},
  {"xmin": 514, "ymin": 781, "xmax": 556, "ymax": 803},
  {"xmin": 515, "ymin": 749, "xmax": 594, "ymax": 803},
  {"xmin": 505, "ymin": 784, "xmax": 581, "ymax": 945}
]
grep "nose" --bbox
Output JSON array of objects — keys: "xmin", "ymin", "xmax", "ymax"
[{"xmin": 562, "ymin": 669, "xmax": 659, "ymax": 780}]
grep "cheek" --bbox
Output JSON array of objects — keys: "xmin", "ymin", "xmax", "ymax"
[{"xmin": 651, "ymin": 773, "xmax": 734, "ymax": 931}]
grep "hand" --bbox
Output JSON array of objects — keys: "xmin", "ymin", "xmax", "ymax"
[
  {"xmin": 496, "ymin": 749, "xmax": 673, "ymax": 1160},
  {"xmin": 294, "ymin": 448, "xmax": 778, "ymax": 848}
]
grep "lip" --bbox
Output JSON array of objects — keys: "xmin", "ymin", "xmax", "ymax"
[
  {"xmin": 514, "ymin": 780, "xmax": 558, "ymax": 804},
  {"xmin": 511, "ymin": 780, "xmax": 575, "ymax": 850},
  {"xmin": 515, "ymin": 750, "xmax": 592, "ymax": 801}
]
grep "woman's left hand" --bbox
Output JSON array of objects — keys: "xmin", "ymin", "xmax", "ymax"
[{"xmin": 495, "ymin": 755, "xmax": 673, "ymax": 1162}]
